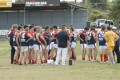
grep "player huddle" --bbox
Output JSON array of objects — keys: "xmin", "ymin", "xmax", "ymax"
[
  {"xmin": 79, "ymin": 26, "xmax": 120, "ymax": 65},
  {"xmin": 8, "ymin": 24, "xmax": 77, "ymax": 65},
  {"xmin": 8, "ymin": 24, "xmax": 120, "ymax": 65}
]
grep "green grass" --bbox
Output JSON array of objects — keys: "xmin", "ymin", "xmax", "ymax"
[{"xmin": 0, "ymin": 41, "xmax": 120, "ymax": 80}]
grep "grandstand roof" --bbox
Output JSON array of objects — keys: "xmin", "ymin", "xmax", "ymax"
[{"xmin": 0, "ymin": 2, "xmax": 86, "ymax": 11}]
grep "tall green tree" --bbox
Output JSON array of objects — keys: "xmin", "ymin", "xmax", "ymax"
[{"xmin": 109, "ymin": 0, "xmax": 120, "ymax": 23}]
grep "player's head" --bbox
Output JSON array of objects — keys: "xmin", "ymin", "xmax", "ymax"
[
  {"xmin": 84, "ymin": 27, "xmax": 89, "ymax": 31},
  {"xmin": 17, "ymin": 26, "xmax": 23, "ymax": 31},
  {"xmin": 24, "ymin": 25, "xmax": 29, "ymax": 31},
  {"xmin": 29, "ymin": 25, "xmax": 34, "ymax": 32},
  {"xmin": 52, "ymin": 25, "xmax": 58, "ymax": 31},
  {"xmin": 36, "ymin": 26, "xmax": 41, "ymax": 32},
  {"xmin": 101, "ymin": 26, "xmax": 106, "ymax": 31},
  {"xmin": 107, "ymin": 26, "xmax": 112, "ymax": 31},
  {"xmin": 69, "ymin": 26, "xmax": 74, "ymax": 32},
  {"xmin": 90, "ymin": 27, "xmax": 95, "ymax": 31},
  {"xmin": 50, "ymin": 27, "xmax": 53, "ymax": 32},
  {"xmin": 45, "ymin": 25, "xmax": 50, "ymax": 33},
  {"xmin": 12, "ymin": 24, "xmax": 18, "ymax": 31}
]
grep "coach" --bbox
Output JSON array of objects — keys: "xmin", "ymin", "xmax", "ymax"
[
  {"xmin": 9, "ymin": 24, "xmax": 18, "ymax": 64},
  {"xmin": 55, "ymin": 25, "xmax": 70, "ymax": 65}
]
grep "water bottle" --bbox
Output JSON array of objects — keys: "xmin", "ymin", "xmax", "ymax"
[{"xmin": 69, "ymin": 59, "xmax": 72, "ymax": 65}]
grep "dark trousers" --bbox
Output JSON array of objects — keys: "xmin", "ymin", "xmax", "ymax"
[
  {"xmin": 113, "ymin": 45, "xmax": 120, "ymax": 63},
  {"xmin": 11, "ymin": 46, "xmax": 15, "ymax": 64}
]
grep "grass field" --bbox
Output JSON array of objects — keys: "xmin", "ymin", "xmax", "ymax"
[{"xmin": 0, "ymin": 41, "xmax": 120, "ymax": 80}]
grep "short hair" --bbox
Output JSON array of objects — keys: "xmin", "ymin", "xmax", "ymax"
[
  {"xmin": 44, "ymin": 25, "xmax": 50, "ymax": 31},
  {"xmin": 84, "ymin": 27, "xmax": 89, "ymax": 30},
  {"xmin": 70, "ymin": 27, "xmax": 74, "ymax": 31},
  {"xmin": 35, "ymin": 26, "xmax": 41, "ymax": 31},
  {"xmin": 29, "ymin": 25, "xmax": 34, "ymax": 29},
  {"xmin": 12, "ymin": 24, "xmax": 18, "ymax": 29},
  {"xmin": 52, "ymin": 25, "xmax": 58, "ymax": 29},
  {"xmin": 90, "ymin": 27, "xmax": 95, "ymax": 30},
  {"xmin": 107, "ymin": 26, "xmax": 112, "ymax": 30},
  {"xmin": 18, "ymin": 26, "xmax": 22, "ymax": 30},
  {"xmin": 101, "ymin": 26, "xmax": 106, "ymax": 30},
  {"xmin": 24, "ymin": 25, "xmax": 28, "ymax": 29},
  {"xmin": 61, "ymin": 25, "xmax": 66, "ymax": 30},
  {"xmin": 50, "ymin": 27, "xmax": 53, "ymax": 30}
]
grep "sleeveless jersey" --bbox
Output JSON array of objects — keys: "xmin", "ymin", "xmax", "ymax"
[
  {"xmin": 80, "ymin": 31, "xmax": 86, "ymax": 44},
  {"xmin": 86, "ymin": 31, "xmax": 95, "ymax": 45},
  {"xmin": 20, "ymin": 31, "xmax": 29, "ymax": 46},
  {"xmin": 98, "ymin": 31, "xmax": 106, "ymax": 46},
  {"xmin": 51, "ymin": 31, "xmax": 57, "ymax": 44},
  {"xmin": 27, "ymin": 32, "xmax": 34, "ymax": 46},
  {"xmin": 39, "ymin": 36, "xmax": 45, "ymax": 45},
  {"xmin": 42, "ymin": 32, "xmax": 51, "ymax": 45},
  {"xmin": 70, "ymin": 32, "xmax": 77, "ymax": 42},
  {"xmin": 33, "ymin": 32, "xmax": 40, "ymax": 45}
]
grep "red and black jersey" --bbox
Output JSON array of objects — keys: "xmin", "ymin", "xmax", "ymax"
[
  {"xmin": 39, "ymin": 36, "xmax": 45, "ymax": 45},
  {"xmin": 80, "ymin": 31, "xmax": 87, "ymax": 44},
  {"xmin": 51, "ymin": 31, "xmax": 58, "ymax": 43},
  {"xmin": 20, "ymin": 31, "xmax": 29, "ymax": 46},
  {"xmin": 42, "ymin": 32, "xmax": 51, "ymax": 45}
]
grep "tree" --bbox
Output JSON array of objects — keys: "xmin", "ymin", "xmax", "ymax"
[
  {"xmin": 89, "ymin": 10, "xmax": 108, "ymax": 21},
  {"xmin": 89, "ymin": 0, "xmax": 108, "ymax": 10},
  {"xmin": 109, "ymin": 0, "xmax": 120, "ymax": 24}
]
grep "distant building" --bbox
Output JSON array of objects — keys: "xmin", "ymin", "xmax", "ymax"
[{"xmin": 0, "ymin": 1, "xmax": 88, "ymax": 29}]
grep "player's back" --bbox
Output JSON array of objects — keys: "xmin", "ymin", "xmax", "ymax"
[{"xmin": 105, "ymin": 30, "xmax": 118, "ymax": 46}]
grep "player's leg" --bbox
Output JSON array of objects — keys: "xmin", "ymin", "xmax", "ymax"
[
  {"xmin": 18, "ymin": 46, "xmax": 24, "ymax": 65},
  {"xmin": 82, "ymin": 44, "xmax": 87, "ymax": 61},
  {"xmin": 33, "ymin": 45, "xmax": 40, "ymax": 64},
  {"xmin": 107, "ymin": 46, "xmax": 115, "ymax": 64},
  {"xmin": 28, "ymin": 47, "xmax": 31, "ymax": 64},
  {"xmin": 87, "ymin": 45, "xmax": 92, "ymax": 61},
  {"xmin": 23, "ymin": 46, "xmax": 29, "ymax": 65},
  {"xmin": 30, "ymin": 46, "xmax": 35, "ymax": 64},
  {"xmin": 99, "ymin": 46, "xmax": 104, "ymax": 62},
  {"xmin": 71, "ymin": 42, "xmax": 77, "ymax": 60},
  {"xmin": 44, "ymin": 45, "xmax": 49, "ymax": 63},
  {"xmin": 48, "ymin": 42, "xmax": 54, "ymax": 59},
  {"xmin": 13, "ymin": 46, "xmax": 19, "ymax": 64},
  {"xmin": 93, "ymin": 44, "xmax": 97, "ymax": 61},
  {"xmin": 103, "ymin": 47, "xmax": 108, "ymax": 63}
]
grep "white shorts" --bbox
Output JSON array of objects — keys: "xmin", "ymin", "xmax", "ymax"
[
  {"xmin": 87, "ymin": 44, "xmax": 96, "ymax": 49},
  {"xmin": 71, "ymin": 42, "xmax": 76, "ymax": 48},
  {"xmin": 28, "ymin": 46, "xmax": 34, "ymax": 49},
  {"xmin": 13, "ymin": 46, "xmax": 18, "ymax": 50},
  {"xmin": 33, "ymin": 44, "xmax": 42, "ymax": 52},
  {"xmin": 81, "ymin": 44, "xmax": 87, "ymax": 49},
  {"xmin": 21, "ymin": 46, "xmax": 28, "ymax": 52},
  {"xmin": 53, "ymin": 44, "xmax": 58, "ymax": 48},
  {"xmin": 49, "ymin": 42, "xmax": 54, "ymax": 49},
  {"xmin": 41, "ymin": 45, "xmax": 50, "ymax": 50},
  {"xmin": 99, "ymin": 46, "xmax": 107, "ymax": 50}
]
